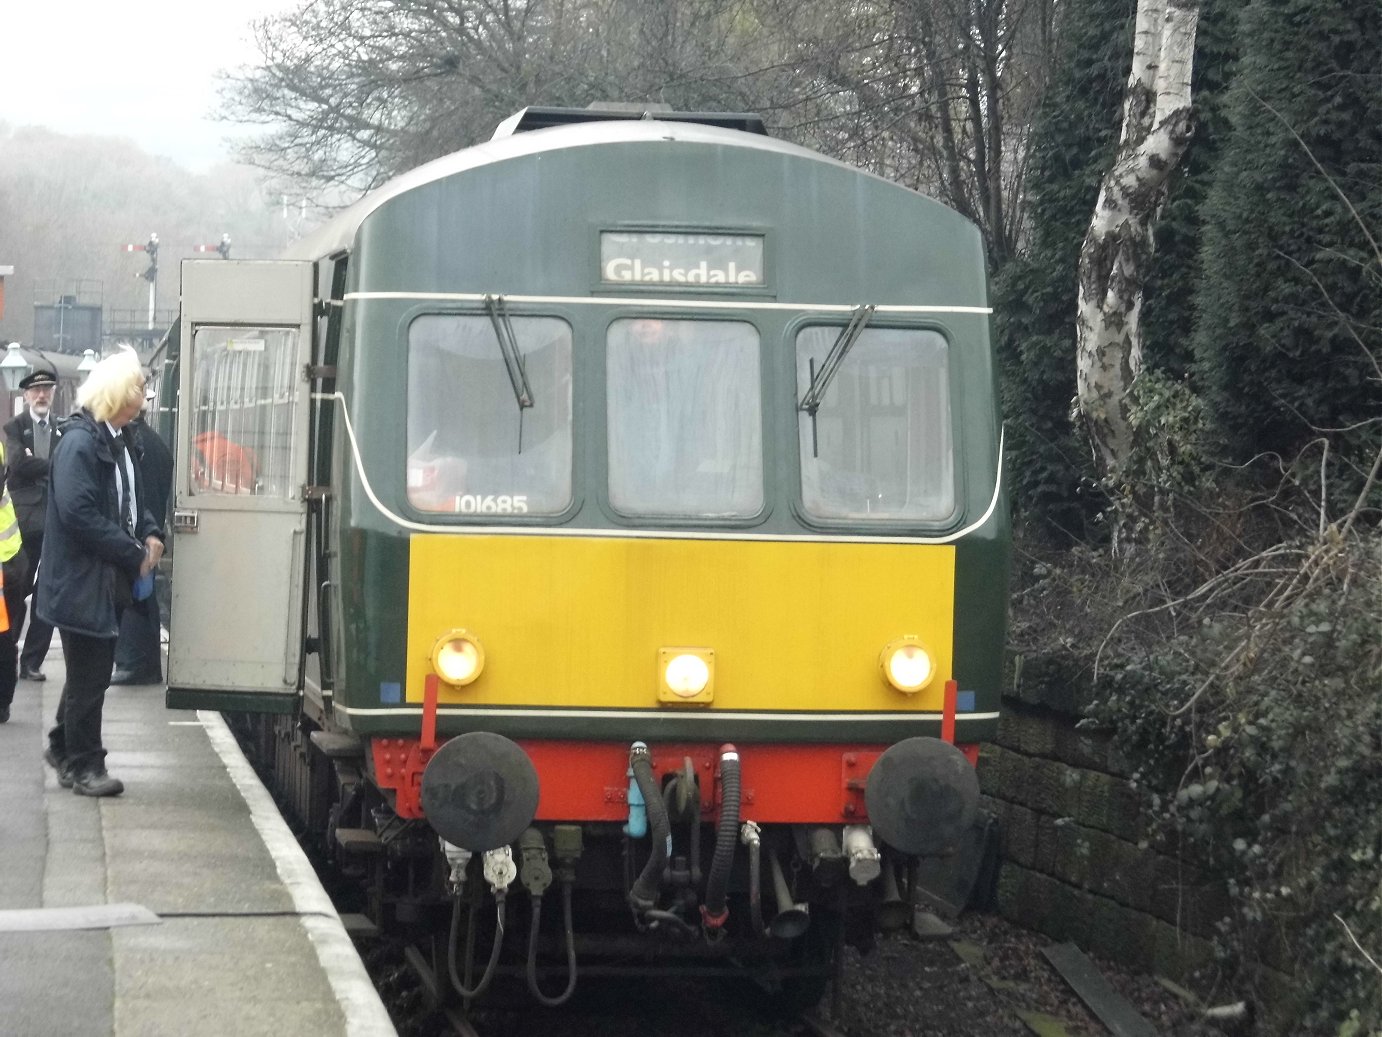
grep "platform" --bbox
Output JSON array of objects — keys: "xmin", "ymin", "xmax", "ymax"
[{"xmin": 0, "ymin": 652, "xmax": 397, "ymax": 1037}]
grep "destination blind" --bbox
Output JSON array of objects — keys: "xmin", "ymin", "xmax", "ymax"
[{"xmin": 600, "ymin": 231, "xmax": 765, "ymax": 287}]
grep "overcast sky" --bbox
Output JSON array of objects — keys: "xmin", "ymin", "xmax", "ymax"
[{"xmin": 3, "ymin": 0, "xmax": 300, "ymax": 171}]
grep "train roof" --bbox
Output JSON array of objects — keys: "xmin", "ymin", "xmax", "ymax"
[
  {"xmin": 284, "ymin": 115, "xmax": 920, "ymax": 263},
  {"xmin": 491, "ymin": 105, "xmax": 769, "ymax": 137}
]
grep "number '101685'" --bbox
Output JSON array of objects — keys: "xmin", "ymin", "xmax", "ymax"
[{"xmin": 453, "ymin": 494, "xmax": 529, "ymax": 514}]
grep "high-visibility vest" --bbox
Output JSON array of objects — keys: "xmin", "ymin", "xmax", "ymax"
[
  {"xmin": 0, "ymin": 441, "xmax": 17, "ymax": 633},
  {"xmin": 0, "ymin": 442, "xmax": 20, "ymax": 565}
]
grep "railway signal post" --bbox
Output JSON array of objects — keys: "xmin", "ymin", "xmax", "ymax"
[{"xmin": 123, "ymin": 233, "xmax": 159, "ymax": 329}]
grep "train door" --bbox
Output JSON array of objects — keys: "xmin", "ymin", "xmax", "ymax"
[{"xmin": 166, "ymin": 259, "xmax": 314, "ymax": 712}]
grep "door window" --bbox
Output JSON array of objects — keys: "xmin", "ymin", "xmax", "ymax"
[{"xmin": 188, "ymin": 327, "xmax": 300, "ymax": 498}]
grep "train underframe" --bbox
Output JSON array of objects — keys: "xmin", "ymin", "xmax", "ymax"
[{"xmin": 231, "ymin": 710, "xmax": 983, "ymax": 1012}]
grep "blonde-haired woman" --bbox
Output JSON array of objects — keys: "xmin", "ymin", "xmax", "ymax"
[{"xmin": 39, "ymin": 351, "xmax": 164, "ymax": 796}]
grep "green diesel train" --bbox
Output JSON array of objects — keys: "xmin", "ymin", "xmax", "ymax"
[{"xmin": 162, "ymin": 107, "xmax": 1009, "ymax": 1008}]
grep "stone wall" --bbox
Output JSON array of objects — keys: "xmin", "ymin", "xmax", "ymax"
[{"xmin": 978, "ymin": 691, "xmax": 1225, "ymax": 980}]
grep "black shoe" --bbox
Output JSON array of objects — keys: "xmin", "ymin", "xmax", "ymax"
[
  {"xmin": 19, "ymin": 666, "xmax": 45, "ymax": 681},
  {"xmin": 0, "ymin": 705, "xmax": 9, "ymax": 723},
  {"xmin": 109, "ymin": 668, "xmax": 161, "ymax": 686},
  {"xmin": 72, "ymin": 770, "xmax": 124, "ymax": 797},
  {"xmin": 44, "ymin": 747, "xmax": 74, "ymax": 789}
]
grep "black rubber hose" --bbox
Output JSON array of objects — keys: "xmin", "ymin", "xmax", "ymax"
[
  {"xmin": 525, "ymin": 882, "xmax": 578, "ymax": 1006},
  {"xmin": 628, "ymin": 744, "xmax": 669, "ymax": 914},
  {"xmin": 641, "ymin": 908, "xmax": 699, "ymax": 938},
  {"xmin": 701, "ymin": 745, "xmax": 741, "ymax": 928},
  {"xmin": 447, "ymin": 891, "xmax": 507, "ymax": 1000},
  {"xmin": 688, "ymin": 779, "xmax": 703, "ymax": 886},
  {"xmin": 746, "ymin": 832, "xmax": 766, "ymax": 936},
  {"xmin": 659, "ymin": 775, "xmax": 702, "ymax": 885},
  {"xmin": 661, "ymin": 781, "xmax": 680, "ymax": 883}
]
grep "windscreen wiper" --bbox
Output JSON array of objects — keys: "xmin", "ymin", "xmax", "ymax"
[
  {"xmin": 798, "ymin": 303, "xmax": 875, "ymax": 456},
  {"xmin": 484, "ymin": 294, "xmax": 534, "ymax": 452}
]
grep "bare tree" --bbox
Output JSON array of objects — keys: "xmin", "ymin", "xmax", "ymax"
[
  {"xmin": 1074, "ymin": 0, "xmax": 1199, "ymax": 475},
  {"xmin": 222, "ymin": 0, "xmax": 1059, "ymax": 266},
  {"xmin": 749, "ymin": 0, "xmax": 1058, "ymax": 269},
  {"xmin": 224, "ymin": 0, "xmax": 775, "ymax": 194}
]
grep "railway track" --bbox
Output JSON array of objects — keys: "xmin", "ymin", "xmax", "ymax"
[
  {"xmin": 434, "ymin": 1007, "xmax": 847, "ymax": 1037},
  {"xmin": 439, "ymin": 1004, "xmax": 483, "ymax": 1037},
  {"xmin": 795, "ymin": 1011, "xmax": 849, "ymax": 1037},
  {"xmin": 399, "ymin": 937, "xmax": 851, "ymax": 1037}
]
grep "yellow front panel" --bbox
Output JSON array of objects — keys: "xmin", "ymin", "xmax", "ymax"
[{"xmin": 407, "ymin": 535, "xmax": 955, "ymax": 712}]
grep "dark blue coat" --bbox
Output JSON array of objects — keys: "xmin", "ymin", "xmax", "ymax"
[{"xmin": 36, "ymin": 410, "xmax": 163, "ymax": 638}]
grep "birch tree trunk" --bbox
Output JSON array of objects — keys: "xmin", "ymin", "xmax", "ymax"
[{"xmin": 1075, "ymin": 0, "xmax": 1200, "ymax": 475}]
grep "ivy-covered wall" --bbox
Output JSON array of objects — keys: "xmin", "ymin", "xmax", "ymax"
[
  {"xmin": 981, "ymin": 692, "xmax": 1223, "ymax": 977},
  {"xmin": 977, "ymin": 647, "xmax": 1370, "ymax": 1035}
]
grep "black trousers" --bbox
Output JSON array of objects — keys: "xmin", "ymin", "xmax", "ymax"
[
  {"xmin": 0, "ymin": 546, "xmax": 31, "ymax": 710},
  {"xmin": 48, "ymin": 628, "xmax": 118, "ymax": 777},
  {"xmin": 15, "ymin": 530, "xmax": 56, "ymax": 673}
]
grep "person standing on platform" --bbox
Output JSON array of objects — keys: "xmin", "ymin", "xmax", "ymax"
[
  {"xmin": 39, "ymin": 352, "xmax": 164, "ymax": 796},
  {"xmin": 4, "ymin": 367, "xmax": 62, "ymax": 682},
  {"xmin": 111, "ymin": 384, "xmax": 172, "ymax": 685},
  {"xmin": 0, "ymin": 437, "xmax": 26, "ymax": 724}
]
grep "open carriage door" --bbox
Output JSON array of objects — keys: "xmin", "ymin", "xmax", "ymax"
[{"xmin": 167, "ymin": 259, "xmax": 314, "ymax": 712}]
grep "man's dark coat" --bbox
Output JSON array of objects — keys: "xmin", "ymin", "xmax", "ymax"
[
  {"xmin": 36, "ymin": 411, "xmax": 162, "ymax": 639},
  {"xmin": 4, "ymin": 409, "xmax": 63, "ymax": 535},
  {"xmin": 129, "ymin": 416, "xmax": 173, "ymax": 526}
]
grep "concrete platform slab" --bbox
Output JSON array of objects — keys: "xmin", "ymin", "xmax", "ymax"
[{"xmin": 0, "ymin": 647, "xmax": 395, "ymax": 1036}]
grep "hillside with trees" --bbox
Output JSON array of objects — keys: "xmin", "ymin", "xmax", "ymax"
[{"xmin": 0, "ymin": 123, "xmax": 307, "ymax": 346}]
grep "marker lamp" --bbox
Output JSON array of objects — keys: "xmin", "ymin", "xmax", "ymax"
[
  {"xmin": 658, "ymin": 648, "xmax": 715, "ymax": 702},
  {"xmin": 880, "ymin": 637, "xmax": 934, "ymax": 693},
  {"xmin": 432, "ymin": 630, "xmax": 485, "ymax": 686}
]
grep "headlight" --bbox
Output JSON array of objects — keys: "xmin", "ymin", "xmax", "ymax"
[
  {"xmin": 665, "ymin": 654, "xmax": 710, "ymax": 695},
  {"xmin": 880, "ymin": 637, "xmax": 934, "ymax": 693},
  {"xmin": 658, "ymin": 648, "xmax": 714, "ymax": 702},
  {"xmin": 432, "ymin": 630, "xmax": 485, "ymax": 686}
]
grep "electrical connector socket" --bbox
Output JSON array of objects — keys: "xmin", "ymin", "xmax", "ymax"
[
  {"xmin": 519, "ymin": 828, "xmax": 553, "ymax": 896},
  {"xmin": 482, "ymin": 845, "xmax": 517, "ymax": 892},
  {"xmin": 552, "ymin": 824, "xmax": 584, "ymax": 863}
]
